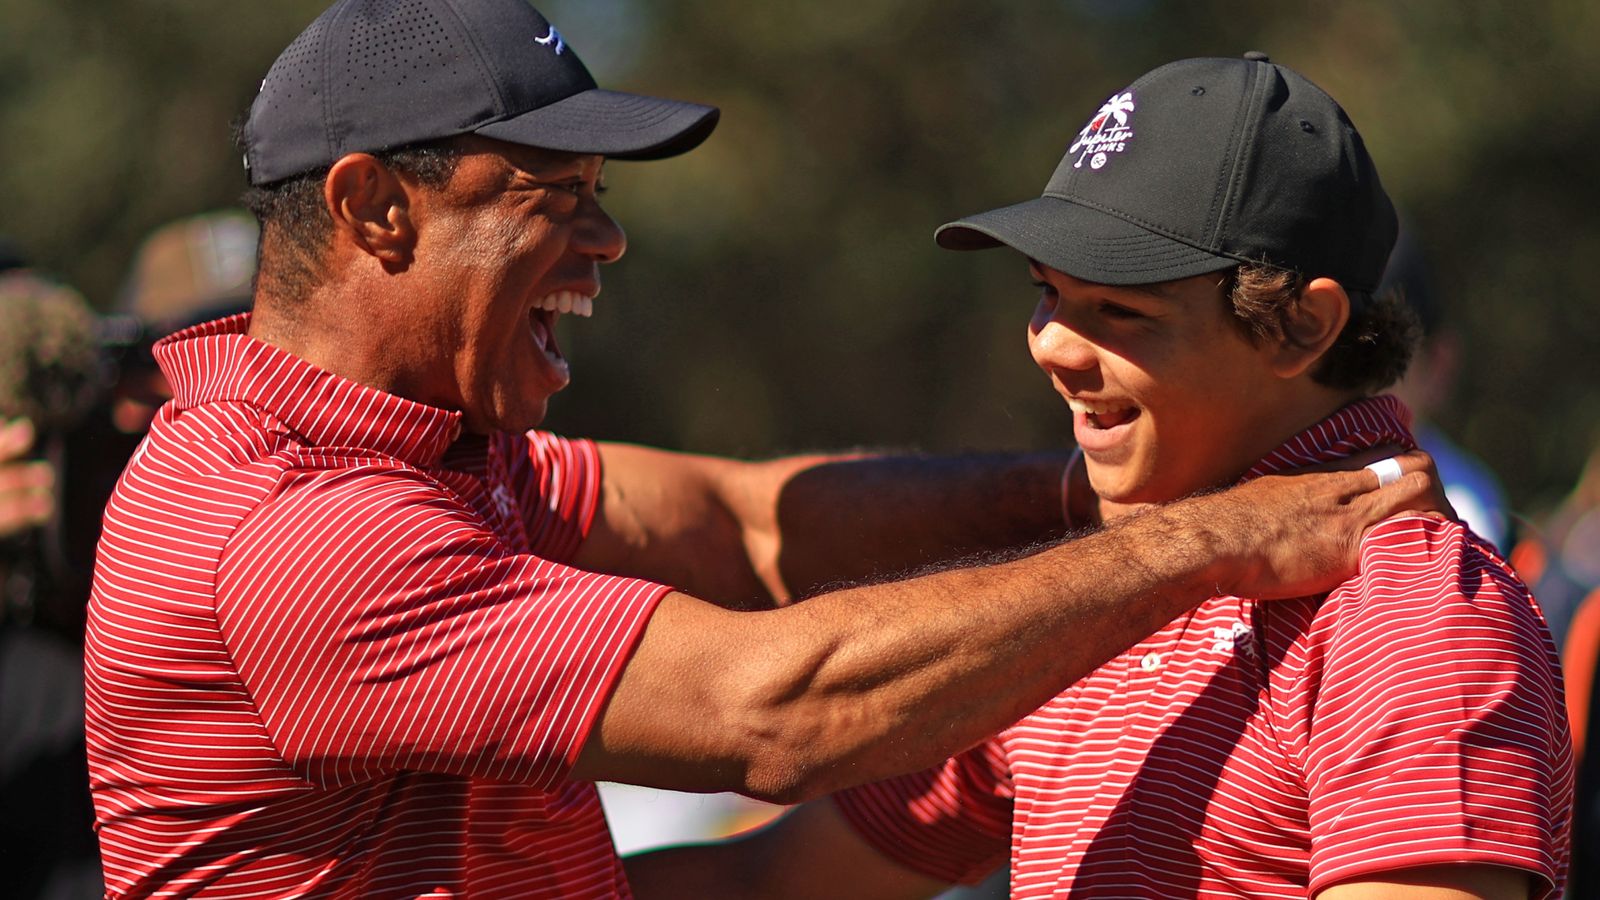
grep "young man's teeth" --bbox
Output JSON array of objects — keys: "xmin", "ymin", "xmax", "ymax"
[
  {"xmin": 533, "ymin": 291, "xmax": 594, "ymax": 317},
  {"xmin": 1067, "ymin": 398, "xmax": 1128, "ymax": 416}
]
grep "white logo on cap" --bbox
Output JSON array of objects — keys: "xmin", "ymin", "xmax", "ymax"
[
  {"xmin": 1070, "ymin": 91, "xmax": 1135, "ymax": 170},
  {"xmin": 536, "ymin": 26, "xmax": 565, "ymax": 55}
]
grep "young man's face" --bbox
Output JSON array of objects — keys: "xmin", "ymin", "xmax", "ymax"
[{"xmin": 1027, "ymin": 263, "xmax": 1302, "ymax": 508}]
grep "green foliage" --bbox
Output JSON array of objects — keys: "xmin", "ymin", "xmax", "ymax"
[{"xmin": 2, "ymin": 0, "xmax": 1596, "ymax": 515}]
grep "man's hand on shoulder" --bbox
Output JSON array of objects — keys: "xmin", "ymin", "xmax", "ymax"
[{"xmin": 1166, "ymin": 448, "xmax": 1445, "ymax": 600}]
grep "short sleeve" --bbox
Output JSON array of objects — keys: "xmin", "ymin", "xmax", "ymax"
[
  {"xmin": 215, "ymin": 463, "xmax": 671, "ymax": 791},
  {"xmin": 1295, "ymin": 516, "xmax": 1573, "ymax": 897},
  {"xmin": 833, "ymin": 738, "xmax": 1014, "ymax": 886}
]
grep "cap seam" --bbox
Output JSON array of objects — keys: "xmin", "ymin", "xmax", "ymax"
[
  {"xmin": 435, "ymin": 0, "xmax": 510, "ymax": 121},
  {"xmin": 1210, "ymin": 61, "xmax": 1266, "ymax": 251},
  {"xmin": 1042, "ymin": 191, "xmax": 1241, "ymax": 267},
  {"xmin": 319, "ymin": 1, "xmax": 350, "ymax": 165}
]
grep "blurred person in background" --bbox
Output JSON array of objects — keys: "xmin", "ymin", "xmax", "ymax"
[
  {"xmin": 1522, "ymin": 438, "xmax": 1600, "ymax": 899},
  {"xmin": 1384, "ymin": 225, "xmax": 1512, "ymax": 553},
  {"xmin": 0, "ymin": 264, "xmax": 108, "ymax": 899}
]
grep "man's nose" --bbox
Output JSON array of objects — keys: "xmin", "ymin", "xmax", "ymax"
[{"xmin": 576, "ymin": 201, "xmax": 626, "ymax": 264}]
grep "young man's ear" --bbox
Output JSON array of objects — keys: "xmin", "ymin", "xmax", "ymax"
[
  {"xmin": 1270, "ymin": 277, "xmax": 1350, "ymax": 378},
  {"xmin": 323, "ymin": 153, "xmax": 417, "ymax": 271}
]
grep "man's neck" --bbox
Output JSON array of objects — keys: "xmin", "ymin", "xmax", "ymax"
[{"xmin": 248, "ymin": 283, "xmax": 431, "ymax": 405}]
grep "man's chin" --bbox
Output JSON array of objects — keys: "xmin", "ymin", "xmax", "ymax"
[{"xmin": 462, "ymin": 402, "xmax": 550, "ymax": 436}]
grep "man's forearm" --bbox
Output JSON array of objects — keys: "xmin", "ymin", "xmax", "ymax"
[
  {"xmin": 578, "ymin": 488, "xmax": 1241, "ymax": 800},
  {"xmin": 582, "ymin": 443, "xmax": 1071, "ymax": 608},
  {"xmin": 755, "ymin": 452, "xmax": 1072, "ymax": 599}
]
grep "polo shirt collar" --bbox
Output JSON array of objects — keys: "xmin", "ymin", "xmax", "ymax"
[
  {"xmin": 153, "ymin": 313, "xmax": 464, "ymax": 468},
  {"xmin": 1243, "ymin": 394, "xmax": 1416, "ymax": 482}
]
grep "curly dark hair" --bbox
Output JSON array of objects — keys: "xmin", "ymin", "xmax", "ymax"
[
  {"xmin": 1222, "ymin": 263, "xmax": 1420, "ymax": 395},
  {"xmin": 235, "ymin": 121, "xmax": 465, "ymax": 299}
]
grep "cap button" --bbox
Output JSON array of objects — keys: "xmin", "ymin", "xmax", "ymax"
[{"xmin": 1242, "ymin": 51, "xmax": 1271, "ymax": 62}]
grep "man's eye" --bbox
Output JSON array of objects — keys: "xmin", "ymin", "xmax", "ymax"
[
  {"xmin": 548, "ymin": 180, "xmax": 606, "ymax": 196},
  {"xmin": 1031, "ymin": 279, "xmax": 1057, "ymax": 296}
]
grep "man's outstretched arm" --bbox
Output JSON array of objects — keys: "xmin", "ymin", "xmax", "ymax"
[
  {"xmin": 575, "ymin": 442, "xmax": 1072, "ymax": 608},
  {"xmin": 572, "ymin": 454, "xmax": 1441, "ymax": 801}
]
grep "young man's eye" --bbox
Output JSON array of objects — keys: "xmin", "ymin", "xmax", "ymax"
[
  {"xmin": 1032, "ymin": 279, "xmax": 1057, "ymax": 296},
  {"xmin": 1099, "ymin": 302, "xmax": 1145, "ymax": 320}
]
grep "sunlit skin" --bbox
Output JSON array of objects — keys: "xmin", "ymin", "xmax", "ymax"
[
  {"xmin": 397, "ymin": 136, "xmax": 625, "ymax": 433},
  {"xmin": 1027, "ymin": 262, "xmax": 1357, "ymax": 521}
]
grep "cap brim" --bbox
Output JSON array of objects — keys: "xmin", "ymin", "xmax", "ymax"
[
  {"xmin": 936, "ymin": 196, "xmax": 1238, "ymax": 286},
  {"xmin": 475, "ymin": 88, "xmax": 719, "ymax": 161}
]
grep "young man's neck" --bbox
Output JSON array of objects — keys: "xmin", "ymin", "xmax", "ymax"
[{"xmin": 1094, "ymin": 389, "xmax": 1367, "ymax": 525}]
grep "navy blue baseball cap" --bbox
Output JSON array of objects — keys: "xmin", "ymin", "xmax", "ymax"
[
  {"xmin": 243, "ymin": 0, "xmax": 720, "ymax": 185},
  {"xmin": 937, "ymin": 53, "xmax": 1396, "ymax": 293}
]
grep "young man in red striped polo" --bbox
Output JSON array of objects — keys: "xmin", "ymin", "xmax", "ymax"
[
  {"xmin": 83, "ymin": 5, "xmax": 1448, "ymax": 896},
  {"xmin": 627, "ymin": 56, "xmax": 1571, "ymax": 900}
]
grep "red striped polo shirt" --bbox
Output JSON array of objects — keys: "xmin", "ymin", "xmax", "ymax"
[
  {"xmin": 836, "ymin": 396, "xmax": 1573, "ymax": 898},
  {"xmin": 85, "ymin": 315, "xmax": 672, "ymax": 898}
]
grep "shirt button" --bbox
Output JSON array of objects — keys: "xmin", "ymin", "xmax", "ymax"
[{"xmin": 1140, "ymin": 652, "xmax": 1162, "ymax": 672}]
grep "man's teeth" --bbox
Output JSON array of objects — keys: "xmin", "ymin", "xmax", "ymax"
[{"xmin": 532, "ymin": 291, "xmax": 594, "ymax": 317}]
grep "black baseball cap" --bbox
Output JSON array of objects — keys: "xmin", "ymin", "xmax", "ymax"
[
  {"xmin": 243, "ymin": 0, "xmax": 720, "ymax": 185},
  {"xmin": 937, "ymin": 53, "xmax": 1397, "ymax": 293}
]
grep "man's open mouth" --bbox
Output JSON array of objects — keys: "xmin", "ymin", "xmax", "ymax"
[{"xmin": 528, "ymin": 291, "xmax": 595, "ymax": 366}]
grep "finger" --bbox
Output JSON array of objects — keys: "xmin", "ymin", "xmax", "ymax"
[
  {"xmin": 0, "ymin": 418, "xmax": 37, "ymax": 461},
  {"xmin": 1357, "ymin": 470, "xmax": 1453, "ymax": 526},
  {"xmin": 0, "ymin": 461, "xmax": 54, "ymax": 494},
  {"xmin": 1367, "ymin": 450, "xmax": 1455, "ymax": 520},
  {"xmin": 0, "ymin": 483, "xmax": 55, "ymax": 536},
  {"xmin": 1362, "ymin": 456, "xmax": 1404, "ymax": 488}
]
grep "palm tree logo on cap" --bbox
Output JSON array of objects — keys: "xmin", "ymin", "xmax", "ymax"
[{"xmin": 1070, "ymin": 92, "xmax": 1135, "ymax": 170}]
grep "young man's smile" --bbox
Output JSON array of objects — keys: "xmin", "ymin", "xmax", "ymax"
[{"xmin": 1027, "ymin": 264, "xmax": 1323, "ymax": 509}]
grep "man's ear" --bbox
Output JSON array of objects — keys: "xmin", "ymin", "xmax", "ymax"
[
  {"xmin": 324, "ymin": 153, "xmax": 416, "ymax": 271},
  {"xmin": 1270, "ymin": 277, "xmax": 1350, "ymax": 379}
]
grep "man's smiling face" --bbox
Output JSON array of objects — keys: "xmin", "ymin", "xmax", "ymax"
[{"xmin": 403, "ymin": 136, "xmax": 625, "ymax": 434}]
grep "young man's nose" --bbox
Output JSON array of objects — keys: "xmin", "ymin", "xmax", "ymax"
[{"xmin": 1029, "ymin": 307, "xmax": 1098, "ymax": 373}]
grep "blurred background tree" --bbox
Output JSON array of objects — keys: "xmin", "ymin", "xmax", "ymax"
[{"xmin": 2, "ymin": 0, "xmax": 1597, "ymax": 520}]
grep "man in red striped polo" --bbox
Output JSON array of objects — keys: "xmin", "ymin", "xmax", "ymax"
[
  {"xmin": 626, "ymin": 57, "xmax": 1572, "ymax": 900},
  {"xmin": 84, "ymin": 7, "xmax": 1448, "ymax": 898}
]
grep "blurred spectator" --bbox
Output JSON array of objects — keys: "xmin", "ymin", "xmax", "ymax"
[
  {"xmin": 1518, "ymin": 440, "xmax": 1600, "ymax": 658},
  {"xmin": 104, "ymin": 209, "xmax": 258, "ymax": 433},
  {"xmin": 1384, "ymin": 225, "xmax": 1512, "ymax": 552},
  {"xmin": 1512, "ymin": 436, "xmax": 1600, "ymax": 900},
  {"xmin": 0, "ymin": 270, "xmax": 107, "ymax": 633},
  {"xmin": 0, "ymin": 267, "xmax": 108, "ymax": 899}
]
